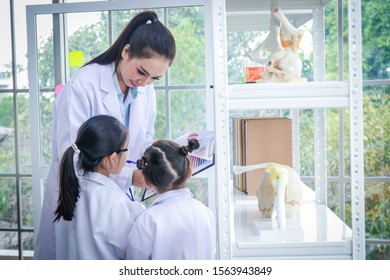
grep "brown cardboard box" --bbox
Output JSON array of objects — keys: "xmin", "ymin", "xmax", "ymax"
[{"xmin": 234, "ymin": 117, "xmax": 293, "ymax": 195}]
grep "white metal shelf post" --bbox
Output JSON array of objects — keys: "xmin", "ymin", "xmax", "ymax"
[
  {"xmin": 348, "ymin": 0, "xmax": 365, "ymax": 259},
  {"xmin": 211, "ymin": 0, "xmax": 231, "ymax": 259},
  {"xmin": 313, "ymin": 6, "xmax": 327, "ymax": 206}
]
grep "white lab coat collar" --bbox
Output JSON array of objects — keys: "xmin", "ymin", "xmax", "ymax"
[
  {"xmin": 150, "ymin": 188, "xmax": 193, "ymax": 207},
  {"xmin": 98, "ymin": 63, "xmax": 147, "ymax": 125},
  {"xmin": 136, "ymin": 86, "xmax": 146, "ymax": 95},
  {"xmin": 98, "ymin": 64, "xmax": 121, "ymax": 120},
  {"xmin": 81, "ymin": 171, "xmax": 123, "ymax": 194}
]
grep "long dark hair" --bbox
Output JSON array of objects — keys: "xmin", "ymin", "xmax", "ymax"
[
  {"xmin": 54, "ymin": 115, "xmax": 128, "ymax": 222},
  {"xmin": 85, "ymin": 10, "xmax": 176, "ymax": 69},
  {"xmin": 136, "ymin": 139, "xmax": 200, "ymax": 193}
]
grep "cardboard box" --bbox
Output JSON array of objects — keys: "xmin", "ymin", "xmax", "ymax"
[{"xmin": 233, "ymin": 117, "xmax": 293, "ymax": 195}]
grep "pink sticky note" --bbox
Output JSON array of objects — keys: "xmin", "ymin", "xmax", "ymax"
[{"xmin": 55, "ymin": 84, "xmax": 64, "ymax": 96}]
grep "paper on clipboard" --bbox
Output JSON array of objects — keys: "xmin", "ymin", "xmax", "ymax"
[
  {"xmin": 142, "ymin": 130, "xmax": 215, "ymax": 201},
  {"xmin": 175, "ymin": 130, "xmax": 215, "ymax": 175}
]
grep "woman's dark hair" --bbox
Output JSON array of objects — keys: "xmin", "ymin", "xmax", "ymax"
[
  {"xmin": 54, "ymin": 115, "xmax": 128, "ymax": 222},
  {"xmin": 137, "ymin": 139, "xmax": 200, "ymax": 193},
  {"xmin": 85, "ymin": 10, "xmax": 176, "ymax": 69}
]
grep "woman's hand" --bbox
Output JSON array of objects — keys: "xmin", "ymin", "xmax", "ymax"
[{"xmin": 131, "ymin": 169, "xmax": 148, "ymax": 187}]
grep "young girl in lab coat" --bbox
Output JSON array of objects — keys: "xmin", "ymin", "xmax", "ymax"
[
  {"xmin": 126, "ymin": 139, "xmax": 216, "ymax": 260},
  {"xmin": 54, "ymin": 115, "xmax": 144, "ymax": 259}
]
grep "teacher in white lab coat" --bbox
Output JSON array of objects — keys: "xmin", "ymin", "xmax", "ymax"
[{"xmin": 34, "ymin": 10, "xmax": 176, "ymax": 260}]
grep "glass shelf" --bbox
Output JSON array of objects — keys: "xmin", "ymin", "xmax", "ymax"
[
  {"xmin": 226, "ymin": 0, "xmax": 332, "ymax": 32},
  {"xmin": 230, "ymin": 186, "xmax": 353, "ymax": 259},
  {"xmin": 228, "ymin": 81, "xmax": 349, "ymax": 110}
]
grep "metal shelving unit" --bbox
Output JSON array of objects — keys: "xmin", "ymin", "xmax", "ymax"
[{"xmin": 213, "ymin": 0, "xmax": 365, "ymax": 259}]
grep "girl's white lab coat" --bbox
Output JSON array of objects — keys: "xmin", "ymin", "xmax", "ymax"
[
  {"xmin": 34, "ymin": 63, "xmax": 156, "ymax": 259},
  {"xmin": 126, "ymin": 188, "xmax": 216, "ymax": 260},
  {"xmin": 56, "ymin": 171, "xmax": 144, "ymax": 259}
]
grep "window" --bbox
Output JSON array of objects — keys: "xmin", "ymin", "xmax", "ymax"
[{"xmin": 1, "ymin": 1, "xmax": 211, "ymax": 259}]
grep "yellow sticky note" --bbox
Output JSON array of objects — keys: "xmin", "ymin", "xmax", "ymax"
[{"xmin": 69, "ymin": 51, "xmax": 83, "ymax": 67}]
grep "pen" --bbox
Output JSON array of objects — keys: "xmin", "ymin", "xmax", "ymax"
[{"xmin": 125, "ymin": 161, "xmax": 136, "ymax": 201}]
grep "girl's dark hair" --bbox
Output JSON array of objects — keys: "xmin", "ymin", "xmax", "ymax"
[
  {"xmin": 85, "ymin": 10, "xmax": 176, "ymax": 69},
  {"xmin": 54, "ymin": 115, "xmax": 128, "ymax": 222},
  {"xmin": 137, "ymin": 139, "xmax": 200, "ymax": 193}
]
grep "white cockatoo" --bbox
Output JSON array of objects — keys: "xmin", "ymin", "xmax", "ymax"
[{"xmin": 233, "ymin": 162, "xmax": 304, "ymax": 230}]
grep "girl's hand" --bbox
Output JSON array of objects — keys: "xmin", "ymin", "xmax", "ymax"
[{"xmin": 132, "ymin": 169, "xmax": 148, "ymax": 187}]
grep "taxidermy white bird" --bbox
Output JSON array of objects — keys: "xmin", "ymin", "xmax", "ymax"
[
  {"xmin": 273, "ymin": 6, "xmax": 302, "ymax": 47},
  {"xmin": 233, "ymin": 162, "xmax": 304, "ymax": 230},
  {"xmin": 246, "ymin": 0, "xmax": 305, "ymax": 82},
  {"xmin": 245, "ymin": 0, "xmax": 282, "ymax": 64}
]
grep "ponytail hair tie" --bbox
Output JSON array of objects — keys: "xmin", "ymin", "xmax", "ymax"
[
  {"xmin": 71, "ymin": 143, "xmax": 80, "ymax": 154},
  {"xmin": 146, "ymin": 18, "xmax": 158, "ymax": 24},
  {"xmin": 136, "ymin": 156, "xmax": 149, "ymax": 170},
  {"xmin": 180, "ymin": 146, "xmax": 189, "ymax": 156},
  {"xmin": 180, "ymin": 138, "xmax": 200, "ymax": 156}
]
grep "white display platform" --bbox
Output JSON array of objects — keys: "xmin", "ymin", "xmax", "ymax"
[{"xmin": 231, "ymin": 187, "xmax": 353, "ymax": 259}]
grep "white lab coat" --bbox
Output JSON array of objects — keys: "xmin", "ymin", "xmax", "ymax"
[
  {"xmin": 56, "ymin": 171, "xmax": 145, "ymax": 260},
  {"xmin": 126, "ymin": 188, "xmax": 216, "ymax": 260},
  {"xmin": 34, "ymin": 63, "xmax": 156, "ymax": 259}
]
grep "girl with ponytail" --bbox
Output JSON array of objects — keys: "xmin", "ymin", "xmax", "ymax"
[{"xmin": 54, "ymin": 115, "xmax": 144, "ymax": 259}]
